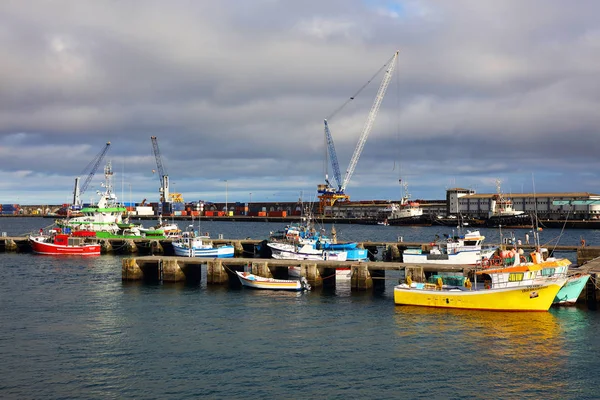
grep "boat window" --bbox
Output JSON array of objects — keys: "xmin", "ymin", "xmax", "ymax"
[
  {"xmin": 541, "ymin": 268, "xmax": 555, "ymax": 277},
  {"xmin": 463, "ymin": 240, "xmax": 477, "ymax": 246},
  {"xmin": 508, "ymin": 273, "xmax": 524, "ymax": 282}
]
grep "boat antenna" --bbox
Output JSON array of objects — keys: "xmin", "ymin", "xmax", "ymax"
[{"xmin": 532, "ymin": 173, "xmax": 540, "ymax": 250}]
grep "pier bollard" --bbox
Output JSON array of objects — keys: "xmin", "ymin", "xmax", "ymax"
[
  {"xmin": 122, "ymin": 258, "xmax": 143, "ymax": 280},
  {"xmin": 101, "ymin": 240, "xmax": 113, "ymax": 254},
  {"xmin": 351, "ymin": 264, "xmax": 372, "ymax": 290},
  {"xmin": 125, "ymin": 240, "xmax": 137, "ymax": 254},
  {"xmin": 207, "ymin": 260, "xmax": 228, "ymax": 284},
  {"xmin": 233, "ymin": 241, "xmax": 244, "ymax": 257},
  {"xmin": 161, "ymin": 258, "xmax": 186, "ymax": 282}
]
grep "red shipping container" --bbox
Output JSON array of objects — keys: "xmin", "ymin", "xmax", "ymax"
[{"xmin": 204, "ymin": 211, "xmax": 214, "ymax": 216}]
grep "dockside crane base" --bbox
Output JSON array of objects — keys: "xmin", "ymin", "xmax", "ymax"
[
  {"xmin": 318, "ymin": 50, "xmax": 399, "ymax": 214},
  {"xmin": 72, "ymin": 141, "xmax": 111, "ymax": 208}
]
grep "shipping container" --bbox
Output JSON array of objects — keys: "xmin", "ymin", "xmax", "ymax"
[
  {"xmin": 258, "ymin": 211, "xmax": 267, "ymax": 217},
  {"xmin": 136, "ymin": 207, "xmax": 154, "ymax": 216},
  {"xmin": 172, "ymin": 202, "xmax": 185, "ymax": 211},
  {"xmin": 227, "ymin": 211, "xmax": 233, "ymax": 216},
  {"xmin": 190, "ymin": 211, "xmax": 200, "ymax": 217},
  {"xmin": 217, "ymin": 211, "xmax": 225, "ymax": 217},
  {"xmin": 268, "ymin": 211, "xmax": 287, "ymax": 217},
  {"xmin": 204, "ymin": 211, "xmax": 215, "ymax": 217}
]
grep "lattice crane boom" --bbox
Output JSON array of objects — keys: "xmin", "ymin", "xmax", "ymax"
[
  {"xmin": 73, "ymin": 141, "xmax": 111, "ymax": 206},
  {"xmin": 323, "ymin": 119, "xmax": 342, "ymax": 191},
  {"xmin": 150, "ymin": 136, "xmax": 169, "ymax": 203},
  {"xmin": 341, "ymin": 50, "xmax": 398, "ymax": 192}
]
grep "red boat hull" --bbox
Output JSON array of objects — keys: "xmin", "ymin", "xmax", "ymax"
[{"xmin": 29, "ymin": 237, "xmax": 101, "ymax": 256}]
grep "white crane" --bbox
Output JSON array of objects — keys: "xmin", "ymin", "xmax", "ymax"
[{"xmin": 317, "ymin": 50, "xmax": 399, "ymax": 214}]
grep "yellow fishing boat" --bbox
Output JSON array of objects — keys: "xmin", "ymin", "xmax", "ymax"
[{"xmin": 393, "ymin": 276, "xmax": 566, "ymax": 311}]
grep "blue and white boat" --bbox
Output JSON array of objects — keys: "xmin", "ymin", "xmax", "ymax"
[
  {"xmin": 269, "ymin": 214, "xmax": 367, "ymax": 262},
  {"xmin": 172, "ymin": 233, "xmax": 234, "ymax": 258}
]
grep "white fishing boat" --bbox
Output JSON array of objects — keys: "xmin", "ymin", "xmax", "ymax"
[
  {"xmin": 267, "ymin": 242, "xmax": 348, "ymax": 261},
  {"xmin": 56, "ymin": 161, "xmax": 126, "ymax": 234},
  {"xmin": 172, "ymin": 233, "xmax": 234, "ymax": 258},
  {"xmin": 384, "ymin": 181, "xmax": 429, "ymax": 226},
  {"xmin": 402, "ymin": 230, "xmax": 496, "ymax": 265},
  {"xmin": 236, "ymin": 271, "xmax": 311, "ymax": 291}
]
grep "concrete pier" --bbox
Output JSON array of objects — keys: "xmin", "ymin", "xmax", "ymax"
[
  {"xmin": 2, "ymin": 235, "xmax": 594, "ymax": 259},
  {"xmin": 120, "ymin": 256, "xmax": 476, "ymax": 291}
]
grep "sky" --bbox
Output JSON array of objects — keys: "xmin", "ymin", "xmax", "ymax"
[{"xmin": 1, "ymin": 0, "xmax": 599, "ymax": 206}]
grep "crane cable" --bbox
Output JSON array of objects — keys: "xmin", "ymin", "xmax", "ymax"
[{"xmin": 326, "ymin": 52, "xmax": 398, "ymax": 121}]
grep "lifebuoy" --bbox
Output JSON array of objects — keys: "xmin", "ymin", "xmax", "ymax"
[
  {"xmin": 491, "ymin": 256, "xmax": 502, "ymax": 267},
  {"xmin": 481, "ymin": 259, "xmax": 490, "ymax": 268}
]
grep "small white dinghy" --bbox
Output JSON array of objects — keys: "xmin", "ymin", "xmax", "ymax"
[{"xmin": 235, "ymin": 271, "xmax": 311, "ymax": 291}]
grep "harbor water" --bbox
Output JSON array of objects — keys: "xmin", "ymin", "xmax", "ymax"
[{"xmin": 1, "ymin": 217, "xmax": 599, "ymax": 399}]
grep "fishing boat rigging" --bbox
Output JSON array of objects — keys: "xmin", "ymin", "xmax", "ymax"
[{"xmin": 317, "ymin": 50, "xmax": 399, "ymax": 215}]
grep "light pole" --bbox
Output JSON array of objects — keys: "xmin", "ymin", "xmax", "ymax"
[
  {"xmin": 224, "ymin": 179, "xmax": 228, "ymax": 214},
  {"xmin": 249, "ymin": 192, "xmax": 252, "ymax": 207}
]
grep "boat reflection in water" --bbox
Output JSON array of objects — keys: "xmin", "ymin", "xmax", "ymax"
[{"xmin": 392, "ymin": 307, "xmax": 568, "ymax": 397}]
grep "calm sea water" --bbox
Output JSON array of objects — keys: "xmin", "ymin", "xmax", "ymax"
[{"xmin": 1, "ymin": 217, "xmax": 599, "ymax": 399}]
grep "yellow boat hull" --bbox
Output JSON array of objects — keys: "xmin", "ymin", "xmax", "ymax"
[{"xmin": 394, "ymin": 281, "xmax": 565, "ymax": 312}]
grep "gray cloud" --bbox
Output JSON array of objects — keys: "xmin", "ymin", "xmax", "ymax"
[{"xmin": 0, "ymin": 0, "xmax": 599, "ymax": 205}]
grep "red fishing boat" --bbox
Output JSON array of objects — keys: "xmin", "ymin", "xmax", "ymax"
[{"xmin": 29, "ymin": 229, "xmax": 101, "ymax": 256}]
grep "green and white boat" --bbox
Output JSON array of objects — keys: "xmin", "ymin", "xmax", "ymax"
[
  {"xmin": 56, "ymin": 161, "xmax": 129, "ymax": 235},
  {"xmin": 553, "ymin": 273, "xmax": 591, "ymax": 306}
]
